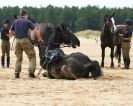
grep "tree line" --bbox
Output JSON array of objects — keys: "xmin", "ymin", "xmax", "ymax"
[{"xmin": 0, "ymin": 5, "xmax": 133, "ymax": 32}]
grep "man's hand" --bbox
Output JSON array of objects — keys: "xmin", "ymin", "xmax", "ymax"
[
  {"xmin": 37, "ymin": 38, "xmax": 43, "ymax": 43},
  {"xmin": 8, "ymin": 30, "xmax": 15, "ymax": 38}
]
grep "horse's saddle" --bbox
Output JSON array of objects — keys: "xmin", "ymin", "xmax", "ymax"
[{"xmin": 44, "ymin": 48, "xmax": 65, "ymax": 69}]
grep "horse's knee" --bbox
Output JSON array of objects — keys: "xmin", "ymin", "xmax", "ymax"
[{"xmin": 61, "ymin": 65, "xmax": 77, "ymax": 80}]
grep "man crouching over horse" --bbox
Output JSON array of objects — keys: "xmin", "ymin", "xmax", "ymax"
[{"xmin": 9, "ymin": 9, "xmax": 43, "ymax": 78}]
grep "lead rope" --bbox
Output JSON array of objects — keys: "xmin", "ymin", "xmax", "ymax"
[
  {"xmin": 36, "ymin": 60, "xmax": 46, "ymax": 78},
  {"xmin": 36, "ymin": 43, "xmax": 46, "ymax": 78},
  {"xmin": 10, "ymin": 37, "xmax": 15, "ymax": 51}
]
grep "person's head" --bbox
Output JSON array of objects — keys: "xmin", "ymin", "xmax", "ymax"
[
  {"xmin": 2, "ymin": 19, "xmax": 9, "ymax": 28},
  {"xmin": 20, "ymin": 9, "xmax": 28, "ymax": 19},
  {"xmin": 124, "ymin": 19, "xmax": 133, "ymax": 28}
]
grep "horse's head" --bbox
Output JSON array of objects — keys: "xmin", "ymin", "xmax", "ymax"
[
  {"xmin": 104, "ymin": 13, "xmax": 116, "ymax": 33},
  {"xmin": 56, "ymin": 23, "xmax": 80, "ymax": 48}
]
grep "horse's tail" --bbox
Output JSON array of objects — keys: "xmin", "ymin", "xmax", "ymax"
[
  {"xmin": 84, "ymin": 61, "xmax": 102, "ymax": 79},
  {"xmin": 114, "ymin": 44, "xmax": 121, "ymax": 59}
]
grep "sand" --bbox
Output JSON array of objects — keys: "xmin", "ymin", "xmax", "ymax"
[{"xmin": 0, "ymin": 37, "xmax": 133, "ymax": 106}]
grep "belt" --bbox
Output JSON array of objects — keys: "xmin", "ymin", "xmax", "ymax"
[
  {"xmin": 15, "ymin": 37, "xmax": 28, "ymax": 39},
  {"xmin": 122, "ymin": 40, "xmax": 130, "ymax": 42}
]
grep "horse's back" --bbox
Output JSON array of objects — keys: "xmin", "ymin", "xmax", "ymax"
[
  {"xmin": 62, "ymin": 52, "xmax": 92, "ymax": 72},
  {"xmin": 114, "ymin": 25, "xmax": 124, "ymax": 45},
  {"xmin": 62, "ymin": 52, "xmax": 101, "ymax": 78},
  {"xmin": 66, "ymin": 52, "xmax": 91, "ymax": 63},
  {"xmin": 116, "ymin": 25, "xmax": 124, "ymax": 34}
]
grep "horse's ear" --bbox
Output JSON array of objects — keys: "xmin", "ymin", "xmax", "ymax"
[
  {"xmin": 104, "ymin": 14, "xmax": 109, "ymax": 17},
  {"xmin": 111, "ymin": 12, "xmax": 115, "ymax": 17},
  {"xmin": 13, "ymin": 15, "xmax": 18, "ymax": 20},
  {"xmin": 60, "ymin": 23, "xmax": 67, "ymax": 30},
  {"xmin": 104, "ymin": 14, "xmax": 108, "ymax": 22}
]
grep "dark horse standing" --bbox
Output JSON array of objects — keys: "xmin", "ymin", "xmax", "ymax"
[{"xmin": 100, "ymin": 13, "xmax": 117, "ymax": 67}]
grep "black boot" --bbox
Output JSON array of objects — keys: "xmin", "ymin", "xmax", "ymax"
[
  {"xmin": 123, "ymin": 58, "xmax": 127, "ymax": 69},
  {"xmin": 1, "ymin": 56, "xmax": 5, "ymax": 68},
  {"xmin": 126, "ymin": 58, "xmax": 130, "ymax": 69},
  {"xmin": 15, "ymin": 69, "xmax": 21, "ymax": 78},
  {"xmin": 15, "ymin": 73, "xmax": 20, "ymax": 78},
  {"xmin": 7, "ymin": 56, "xmax": 10, "ymax": 68},
  {"xmin": 28, "ymin": 70, "xmax": 35, "ymax": 78}
]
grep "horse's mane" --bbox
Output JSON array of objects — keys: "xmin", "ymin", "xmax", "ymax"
[
  {"xmin": 116, "ymin": 25, "xmax": 124, "ymax": 34},
  {"xmin": 38, "ymin": 23, "xmax": 55, "ymax": 42}
]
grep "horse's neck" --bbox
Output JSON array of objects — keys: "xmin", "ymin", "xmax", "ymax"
[{"xmin": 102, "ymin": 26, "xmax": 111, "ymax": 34}]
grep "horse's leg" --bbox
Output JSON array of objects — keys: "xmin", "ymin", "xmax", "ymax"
[
  {"xmin": 61, "ymin": 65, "xmax": 77, "ymax": 80},
  {"xmin": 118, "ymin": 44, "xmax": 121, "ymax": 67},
  {"xmin": 110, "ymin": 47, "xmax": 114, "ymax": 67},
  {"xmin": 101, "ymin": 46, "xmax": 105, "ymax": 67}
]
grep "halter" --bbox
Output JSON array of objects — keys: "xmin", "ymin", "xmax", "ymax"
[
  {"xmin": 104, "ymin": 17, "xmax": 116, "ymax": 33},
  {"xmin": 59, "ymin": 25, "xmax": 68, "ymax": 41}
]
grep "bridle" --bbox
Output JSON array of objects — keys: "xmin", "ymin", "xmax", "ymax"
[
  {"xmin": 104, "ymin": 17, "xmax": 116, "ymax": 33},
  {"xmin": 59, "ymin": 26, "xmax": 69, "ymax": 41}
]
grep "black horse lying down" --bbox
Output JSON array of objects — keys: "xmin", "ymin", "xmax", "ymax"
[{"xmin": 43, "ymin": 48, "xmax": 102, "ymax": 80}]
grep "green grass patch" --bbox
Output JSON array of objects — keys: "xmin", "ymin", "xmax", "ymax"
[{"xmin": 75, "ymin": 29, "xmax": 100, "ymax": 39}]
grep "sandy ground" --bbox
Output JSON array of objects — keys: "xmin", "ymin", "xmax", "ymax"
[{"xmin": 0, "ymin": 37, "xmax": 133, "ymax": 106}]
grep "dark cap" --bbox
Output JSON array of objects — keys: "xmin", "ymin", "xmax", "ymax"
[
  {"xmin": 3, "ymin": 19, "xmax": 9, "ymax": 24},
  {"xmin": 125, "ymin": 19, "xmax": 133, "ymax": 26}
]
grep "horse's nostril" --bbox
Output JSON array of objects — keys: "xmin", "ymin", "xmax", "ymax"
[{"xmin": 72, "ymin": 44, "xmax": 76, "ymax": 48}]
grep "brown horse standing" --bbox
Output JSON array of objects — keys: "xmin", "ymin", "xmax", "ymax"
[{"xmin": 100, "ymin": 13, "xmax": 116, "ymax": 67}]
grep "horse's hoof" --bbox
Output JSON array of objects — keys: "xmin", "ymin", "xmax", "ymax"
[
  {"xmin": 43, "ymin": 72, "xmax": 47, "ymax": 77},
  {"xmin": 101, "ymin": 63, "xmax": 104, "ymax": 68},
  {"xmin": 110, "ymin": 65, "xmax": 114, "ymax": 68},
  {"xmin": 110, "ymin": 63, "xmax": 114, "ymax": 68},
  {"xmin": 117, "ymin": 64, "xmax": 121, "ymax": 67},
  {"xmin": 101, "ymin": 65, "xmax": 104, "ymax": 68}
]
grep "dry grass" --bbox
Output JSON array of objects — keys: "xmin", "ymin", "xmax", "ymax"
[
  {"xmin": 0, "ymin": 30, "xmax": 133, "ymax": 106},
  {"xmin": 75, "ymin": 29, "xmax": 100, "ymax": 39}
]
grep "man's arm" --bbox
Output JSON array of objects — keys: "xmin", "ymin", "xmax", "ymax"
[
  {"xmin": 8, "ymin": 23, "xmax": 15, "ymax": 37},
  {"xmin": 8, "ymin": 29, "xmax": 15, "ymax": 38},
  {"xmin": 29, "ymin": 21, "xmax": 43, "ymax": 43},
  {"xmin": 31, "ymin": 28, "xmax": 43, "ymax": 43}
]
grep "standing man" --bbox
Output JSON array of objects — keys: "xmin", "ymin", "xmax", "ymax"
[
  {"xmin": 0, "ymin": 19, "xmax": 10, "ymax": 68},
  {"xmin": 121, "ymin": 19, "xmax": 133, "ymax": 69},
  {"xmin": 9, "ymin": 9, "xmax": 43, "ymax": 78}
]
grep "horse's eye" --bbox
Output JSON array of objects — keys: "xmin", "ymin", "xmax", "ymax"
[
  {"xmin": 66, "ymin": 27, "xmax": 69, "ymax": 31},
  {"xmin": 67, "ymin": 28, "xmax": 72, "ymax": 32}
]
